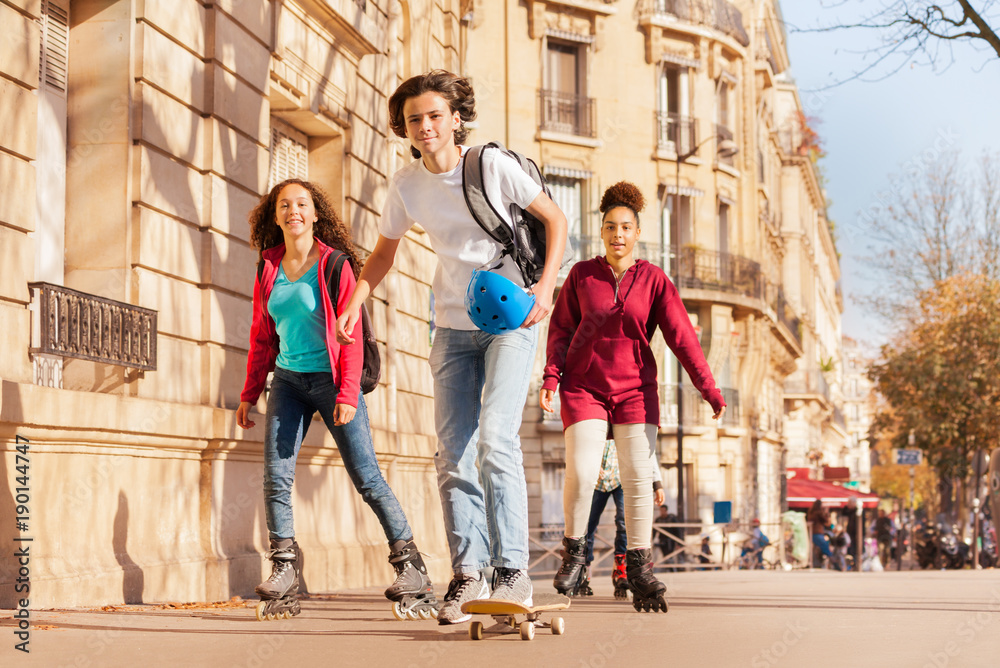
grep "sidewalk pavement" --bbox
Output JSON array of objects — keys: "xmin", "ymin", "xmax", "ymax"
[{"xmin": 3, "ymin": 569, "xmax": 999, "ymax": 668}]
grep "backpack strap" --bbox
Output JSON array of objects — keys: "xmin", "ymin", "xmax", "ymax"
[{"xmin": 323, "ymin": 249, "xmax": 348, "ymax": 314}]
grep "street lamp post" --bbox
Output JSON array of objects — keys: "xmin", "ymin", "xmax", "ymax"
[{"xmin": 669, "ymin": 131, "xmax": 737, "ymax": 522}]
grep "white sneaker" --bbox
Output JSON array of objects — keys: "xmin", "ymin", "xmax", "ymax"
[{"xmin": 436, "ymin": 572, "xmax": 489, "ymax": 625}]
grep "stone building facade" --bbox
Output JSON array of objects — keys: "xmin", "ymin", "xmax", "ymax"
[
  {"xmin": 0, "ymin": 0, "xmax": 460, "ymax": 607},
  {"xmin": 461, "ymin": 0, "xmax": 849, "ymax": 540},
  {"xmin": 0, "ymin": 0, "xmax": 856, "ymax": 608}
]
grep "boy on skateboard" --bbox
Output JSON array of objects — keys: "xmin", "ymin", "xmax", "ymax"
[{"xmin": 336, "ymin": 70, "xmax": 568, "ymax": 624}]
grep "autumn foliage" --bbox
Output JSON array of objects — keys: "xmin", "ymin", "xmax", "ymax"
[{"xmin": 869, "ymin": 274, "xmax": 1000, "ymax": 515}]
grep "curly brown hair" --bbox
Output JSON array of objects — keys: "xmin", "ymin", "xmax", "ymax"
[
  {"xmin": 247, "ymin": 179, "xmax": 362, "ymax": 279},
  {"xmin": 600, "ymin": 181, "xmax": 646, "ymax": 227},
  {"xmin": 388, "ymin": 70, "xmax": 477, "ymax": 160}
]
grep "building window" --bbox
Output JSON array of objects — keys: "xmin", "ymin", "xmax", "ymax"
[
  {"xmin": 717, "ymin": 200, "xmax": 731, "ymax": 256},
  {"xmin": 716, "ymin": 80, "xmax": 735, "ymax": 166},
  {"xmin": 547, "ymin": 175, "xmax": 586, "ymax": 261},
  {"xmin": 32, "ymin": 0, "xmax": 71, "ymax": 388},
  {"xmin": 656, "ymin": 64, "xmax": 693, "ymax": 154},
  {"xmin": 539, "ymin": 39, "xmax": 595, "ymax": 137},
  {"xmin": 267, "ymin": 119, "xmax": 309, "ymax": 191}
]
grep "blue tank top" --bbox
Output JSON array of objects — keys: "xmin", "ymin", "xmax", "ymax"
[{"xmin": 267, "ymin": 262, "xmax": 332, "ymax": 372}]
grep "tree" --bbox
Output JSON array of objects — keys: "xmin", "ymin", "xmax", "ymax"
[
  {"xmin": 791, "ymin": 1, "xmax": 1000, "ymax": 83},
  {"xmin": 857, "ymin": 149, "xmax": 1000, "ymax": 324},
  {"xmin": 868, "ymin": 273, "xmax": 1000, "ymax": 517}
]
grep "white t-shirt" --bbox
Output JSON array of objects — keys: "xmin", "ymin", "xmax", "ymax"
[{"xmin": 380, "ymin": 146, "xmax": 543, "ymax": 330}]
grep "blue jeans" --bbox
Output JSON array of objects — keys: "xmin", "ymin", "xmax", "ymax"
[
  {"xmin": 429, "ymin": 327, "xmax": 537, "ymax": 573},
  {"xmin": 263, "ymin": 367, "xmax": 411, "ymax": 543},
  {"xmin": 585, "ymin": 486, "xmax": 626, "ymax": 564}
]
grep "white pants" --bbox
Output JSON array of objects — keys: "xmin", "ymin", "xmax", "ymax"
[{"xmin": 563, "ymin": 420, "xmax": 660, "ymax": 550}]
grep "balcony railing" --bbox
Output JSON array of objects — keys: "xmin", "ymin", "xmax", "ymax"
[
  {"xmin": 675, "ymin": 246, "xmax": 763, "ymax": 301},
  {"xmin": 639, "ymin": 0, "xmax": 750, "ymax": 47},
  {"xmin": 662, "ymin": 384, "xmax": 740, "ymax": 427},
  {"xmin": 655, "ymin": 112, "xmax": 696, "ymax": 155},
  {"xmin": 564, "ymin": 240, "xmax": 765, "ymax": 305},
  {"xmin": 29, "ymin": 282, "xmax": 158, "ymax": 370},
  {"xmin": 784, "ymin": 370, "xmax": 830, "ymax": 402},
  {"xmin": 538, "ymin": 89, "xmax": 597, "ymax": 138},
  {"xmin": 773, "ymin": 287, "xmax": 802, "ymax": 348}
]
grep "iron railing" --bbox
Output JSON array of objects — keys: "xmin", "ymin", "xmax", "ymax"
[
  {"xmin": 29, "ymin": 282, "xmax": 157, "ymax": 370},
  {"xmin": 662, "ymin": 384, "xmax": 739, "ymax": 427},
  {"xmin": 538, "ymin": 89, "xmax": 597, "ymax": 138},
  {"xmin": 639, "ymin": 0, "xmax": 750, "ymax": 47},
  {"xmin": 773, "ymin": 286, "xmax": 802, "ymax": 347},
  {"xmin": 785, "ymin": 369, "xmax": 830, "ymax": 402},
  {"xmin": 564, "ymin": 240, "xmax": 765, "ymax": 305},
  {"xmin": 675, "ymin": 246, "xmax": 764, "ymax": 301},
  {"xmin": 655, "ymin": 111, "xmax": 697, "ymax": 155}
]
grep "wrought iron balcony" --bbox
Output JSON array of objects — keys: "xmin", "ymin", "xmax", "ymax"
[
  {"xmin": 29, "ymin": 282, "xmax": 157, "ymax": 371},
  {"xmin": 662, "ymin": 384, "xmax": 739, "ymax": 427},
  {"xmin": 674, "ymin": 246, "xmax": 763, "ymax": 301},
  {"xmin": 769, "ymin": 284, "xmax": 802, "ymax": 348},
  {"xmin": 538, "ymin": 89, "xmax": 597, "ymax": 138},
  {"xmin": 639, "ymin": 0, "xmax": 750, "ymax": 47},
  {"xmin": 784, "ymin": 369, "xmax": 830, "ymax": 402},
  {"xmin": 563, "ymin": 240, "xmax": 765, "ymax": 305},
  {"xmin": 655, "ymin": 112, "xmax": 697, "ymax": 156}
]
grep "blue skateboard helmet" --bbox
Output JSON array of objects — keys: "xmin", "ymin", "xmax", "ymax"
[{"xmin": 465, "ymin": 269, "xmax": 536, "ymax": 335}]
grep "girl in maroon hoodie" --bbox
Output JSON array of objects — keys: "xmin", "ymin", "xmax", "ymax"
[{"xmin": 540, "ymin": 181, "xmax": 726, "ymax": 612}]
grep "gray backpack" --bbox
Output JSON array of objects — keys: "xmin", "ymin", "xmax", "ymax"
[{"xmin": 462, "ymin": 142, "xmax": 573, "ymax": 286}]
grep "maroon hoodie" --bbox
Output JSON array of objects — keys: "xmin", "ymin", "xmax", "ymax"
[{"xmin": 542, "ymin": 256, "xmax": 725, "ymax": 428}]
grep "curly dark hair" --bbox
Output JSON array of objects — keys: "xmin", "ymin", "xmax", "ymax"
[
  {"xmin": 600, "ymin": 181, "xmax": 646, "ymax": 227},
  {"xmin": 247, "ymin": 179, "xmax": 362, "ymax": 279},
  {"xmin": 388, "ymin": 70, "xmax": 477, "ymax": 160}
]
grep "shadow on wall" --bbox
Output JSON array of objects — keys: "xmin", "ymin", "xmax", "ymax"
[
  {"xmin": 0, "ymin": 381, "xmax": 25, "ymax": 608},
  {"xmin": 114, "ymin": 491, "xmax": 145, "ymax": 604}
]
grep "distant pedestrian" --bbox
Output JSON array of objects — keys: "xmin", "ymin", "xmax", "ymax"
[
  {"xmin": 875, "ymin": 509, "xmax": 894, "ymax": 567},
  {"xmin": 807, "ymin": 499, "xmax": 837, "ymax": 569}
]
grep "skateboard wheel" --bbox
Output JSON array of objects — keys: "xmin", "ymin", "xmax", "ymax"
[
  {"xmin": 255, "ymin": 601, "xmax": 267, "ymax": 622},
  {"xmin": 391, "ymin": 602, "xmax": 406, "ymax": 621},
  {"xmin": 470, "ymin": 620, "xmax": 484, "ymax": 641},
  {"xmin": 551, "ymin": 616, "xmax": 565, "ymax": 635},
  {"xmin": 519, "ymin": 621, "xmax": 534, "ymax": 641}
]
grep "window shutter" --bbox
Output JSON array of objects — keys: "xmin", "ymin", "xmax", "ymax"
[
  {"xmin": 267, "ymin": 120, "xmax": 309, "ymax": 191},
  {"xmin": 39, "ymin": 0, "xmax": 70, "ymax": 95}
]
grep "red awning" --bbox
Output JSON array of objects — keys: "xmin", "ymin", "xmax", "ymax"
[{"xmin": 786, "ymin": 476, "xmax": 879, "ymax": 509}]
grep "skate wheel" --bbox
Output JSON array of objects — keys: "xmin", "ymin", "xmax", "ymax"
[
  {"xmin": 255, "ymin": 601, "xmax": 267, "ymax": 622},
  {"xmin": 282, "ymin": 610, "xmax": 292, "ymax": 619},
  {"xmin": 391, "ymin": 601, "xmax": 406, "ymax": 621},
  {"xmin": 551, "ymin": 616, "xmax": 565, "ymax": 635},
  {"xmin": 418, "ymin": 608, "xmax": 433, "ymax": 620},
  {"xmin": 406, "ymin": 608, "xmax": 420, "ymax": 621},
  {"xmin": 519, "ymin": 621, "xmax": 534, "ymax": 641},
  {"xmin": 429, "ymin": 607, "xmax": 439, "ymax": 619},
  {"xmin": 469, "ymin": 620, "xmax": 484, "ymax": 641}
]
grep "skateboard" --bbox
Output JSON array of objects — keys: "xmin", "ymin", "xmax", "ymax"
[
  {"xmin": 460, "ymin": 592, "xmax": 570, "ymax": 641},
  {"xmin": 989, "ymin": 448, "xmax": 1000, "ymax": 531}
]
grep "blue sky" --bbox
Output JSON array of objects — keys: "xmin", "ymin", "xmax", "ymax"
[{"xmin": 779, "ymin": 1, "xmax": 1000, "ymax": 348}]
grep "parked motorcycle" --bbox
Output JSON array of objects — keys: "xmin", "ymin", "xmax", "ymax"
[
  {"xmin": 979, "ymin": 520, "xmax": 997, "ymax": 569},
  {"xmin": 914, "ymin": 519, "xmax": 968, "ymax": 570}
]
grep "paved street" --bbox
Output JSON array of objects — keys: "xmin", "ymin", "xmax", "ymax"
[{"xmin": 3, "ymin": 569, "xmax": 999, "ymax": 668}]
